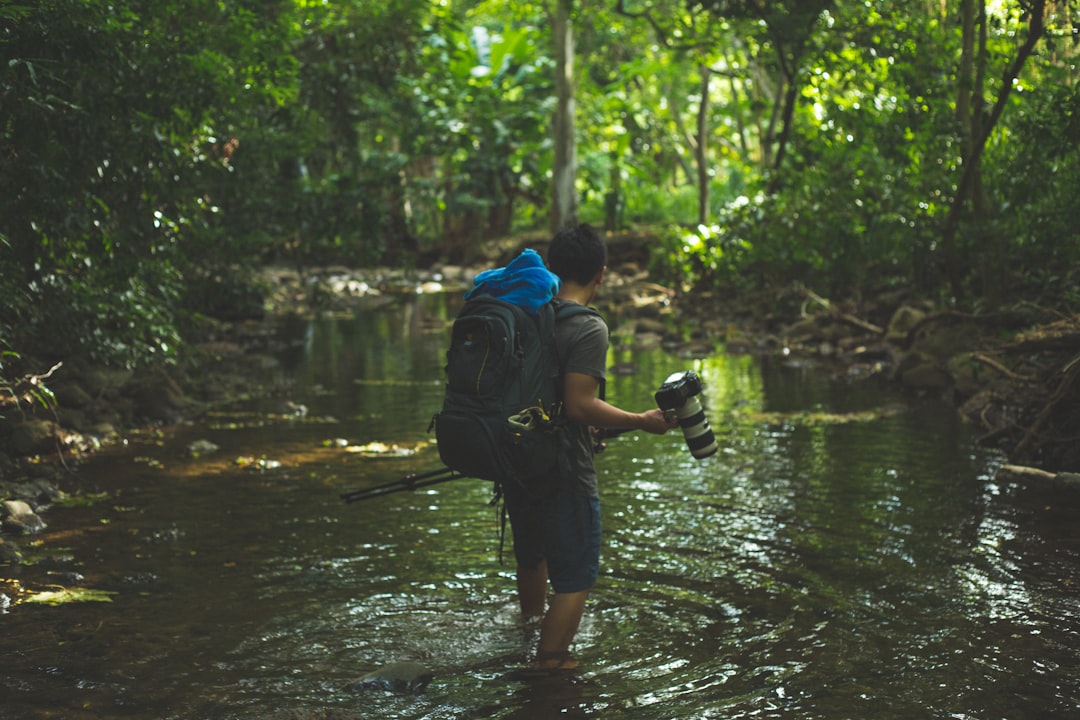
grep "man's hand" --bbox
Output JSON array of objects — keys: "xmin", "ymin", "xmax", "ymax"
[
  {"xmin": 639, "ymin": 407, "xmax": 678, "ymax": 435},
  {"xmin": 591, "ymin": 426, "xmax": 607, "ymax": 454}
]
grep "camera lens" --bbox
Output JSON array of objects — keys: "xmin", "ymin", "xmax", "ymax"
[
  {"xmin": 655, "ymin": 371, "xmax": 718, "ymax": 460},
  {"xmin": 673, "ymin": 394, "xmax": 718, "ymax": 459}
]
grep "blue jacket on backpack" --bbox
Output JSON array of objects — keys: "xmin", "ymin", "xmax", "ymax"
[{"xmin": 465, "ymin": 248, "xmax": 560, "ymax": 315}]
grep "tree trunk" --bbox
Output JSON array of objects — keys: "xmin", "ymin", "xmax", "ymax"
[
  {"xmin": 696, "ymin": 64, "xmax": 712, "ymax": 226},
  {"xmin": 551, "ymin": 0, "xmax": 577, "ymax": 232},
  {"xmin": 764, "ymin": 59, "xmax": 798, "ymax": 194},
  {"xmin": 939, "ymin": 0, "xmax": 1046, "ymax": 302},
  {"xmin": 972, "ymin": 3, "xmax": 1003, "ymax": 307},
  {"xmin": 939, "ymin": 0, "xmax": 977, "ymax": 303},
  {"xmin": 604, "ymin": 151, "xmax": 622, "ymax": 232}
]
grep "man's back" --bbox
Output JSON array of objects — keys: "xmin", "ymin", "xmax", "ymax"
[{"xmin": 553, "ymin": 303, "xmax": 608, "ymax": 497}]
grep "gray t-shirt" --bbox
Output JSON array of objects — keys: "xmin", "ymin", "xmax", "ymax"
[{"xmin": 555, "ymin": 304, "xmax": 608, "ymax": 498}]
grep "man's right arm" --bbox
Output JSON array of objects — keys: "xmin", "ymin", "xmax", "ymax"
[{"xmin": 562, "ymin": 372, "xmax": 675, "ymax": 435}]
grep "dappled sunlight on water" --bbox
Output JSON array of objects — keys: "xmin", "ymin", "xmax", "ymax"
[{"xmin": 3, "ymin": 293, "xmax": 1079, "ymax": 719}]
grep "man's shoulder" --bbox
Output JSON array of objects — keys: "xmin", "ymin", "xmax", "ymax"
[
  {"xmin": 556, "ymin": 310, "xmax": 608, "ymax": 368},
  {"xmin": 556, "ymin": 306, "xmax": 607, "ymax": 336},
  {"xmin": 553, "ymin": 300, "xmax": 604, "ymax": 324},
  {"xmin": 553, "ymin": 298, "xmax": 596, "ymax": 312}
]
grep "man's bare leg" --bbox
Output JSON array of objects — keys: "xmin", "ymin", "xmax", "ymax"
[
  {"xmin": 535, "ymin": 589, "xmax": 590, "ymax": 668},
  {"xmin": 516, "ymin": 561, "xmax": 548, "ymax": 619}
]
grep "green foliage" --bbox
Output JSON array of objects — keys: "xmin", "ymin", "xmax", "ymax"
[
  {"xmin": 21, "ymin": 263, "xmax": 183, "ymax": 368},
  {"xmin": 272, "ymin": 0, "xmax": 434, "ymax": 265},
  {"xmin": 651, "ymin": 0, "xmax": 1080, "ymax": 305},
  {"xmin": 2, "ymin": 0, "xmax": 1079, "ymax": 383},
  {"xmin": 0, "ymin": 336, "xmax": 59, "ymax": 420},
  {"xmin": 402, "ymin": 10, "xmax": 556, "ymax": 247},
  {"xmin": 650, "ymin": 219, "xmax": 754, "ymax": 292},
  {"xmin": 1, "ymin": 0, "xmax": 297, "ymax": 366},
  {"xmin": 985, "ymin": 81, "xmax": 1080, "ymax": 306}
]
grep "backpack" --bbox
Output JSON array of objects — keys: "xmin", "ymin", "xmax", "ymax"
[{"xmin": 430, "ymin": 295, "xmax": 599, "ymax": 500}]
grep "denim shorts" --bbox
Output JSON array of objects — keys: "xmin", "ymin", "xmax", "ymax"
[{"xmin": 503, "ymin": 484, "xmax": 601, "ymax": 594}]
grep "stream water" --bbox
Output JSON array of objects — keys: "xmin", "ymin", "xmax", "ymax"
[{"xmin": 3, "ymin": 292, "xmax": 1079, "ymax": 720}]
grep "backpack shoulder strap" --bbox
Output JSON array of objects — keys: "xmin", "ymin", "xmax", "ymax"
[{"xmin": 534, "ymin": 296, "xmax": 556, "ymax": 341}]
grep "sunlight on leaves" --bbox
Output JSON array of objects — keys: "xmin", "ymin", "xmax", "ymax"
[
  {"xmin": 735, "ymin": 407, "xmax": 903, "ymax": 426},
  {"xmin": 234, "ymin": 456, "xmax": 283, "ymax": 470},
  {"xmin": 22, "ymin": 587, "xmax": 117, "ymax": 605},
  {"xmin": 54, "ymin": 492, "xmax": 111, "ymax": 508},
  {"xmin": 344, "ymin": 440, "xmax": 430, "ymax": 458}
]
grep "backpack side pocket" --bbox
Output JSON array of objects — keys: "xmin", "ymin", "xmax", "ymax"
[
  {"xmin": 434, "ymin": 410, "xmax": 509, "ymax": 483},
  {"xmin": 445, "ymin": 314, "xmax": 513, "ymax": 398}
]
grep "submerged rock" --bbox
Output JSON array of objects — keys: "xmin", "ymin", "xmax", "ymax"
[
  {"xmin": 0, "ymin": 476, "xmax": 63, "ymax": 508},
  {"xmin": 4, "ymin": 419, "xmax": 57, "ymax": 457},
  {"xmin": 343, "ymin": 660, "xmax": 434, "ymax": 693},
  {"xmin": 1, "ymin": 499, "xmax": 46, "ymax": 535},
  {"xmin": 185, "ymin": 439, "xmax": 221, "ymax": 458},
  {"xmin": 0, "ymin": 537, "xmax": 23, "ymax": 565}
]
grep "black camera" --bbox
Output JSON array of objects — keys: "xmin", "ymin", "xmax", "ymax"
[{"xmin": 655, "ymin": 371, "xmax": 718, "ymax": 459}]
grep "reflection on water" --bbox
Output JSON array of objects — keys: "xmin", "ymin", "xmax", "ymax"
[{"xmin": 3, "ymin": 293, "xmax": 1079, "ymax": 720}]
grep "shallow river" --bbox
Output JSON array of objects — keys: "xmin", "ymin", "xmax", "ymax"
[{"xmin": 3, "ymin": 293, "xmax": 1079, "ymax": 719}]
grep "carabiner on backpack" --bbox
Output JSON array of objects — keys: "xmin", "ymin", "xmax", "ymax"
[{"xmin": 508, "ymin": 404, "xmax": 556, "ymax": 433}]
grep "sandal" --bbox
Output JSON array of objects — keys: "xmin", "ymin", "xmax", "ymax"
[{"xmin": 506, "ymin": 651, "xmax": 580, "ymax": 680}]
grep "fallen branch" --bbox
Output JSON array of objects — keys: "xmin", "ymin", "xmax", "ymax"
[
  {"xmin": 798, "ymin": 285, "xmax": 883, "ymax": 335},
  {"xmin": 970, "ymin": 352, "xmax": 1036, "ymax": 382},
  {"xmin": 1065, "ymin": 352, "xmax": 1080, "ymax": 375},
  {"xmin": 1014, "ymin": 354, "xmax": 1080, "ymax": 457},
  {"xmin": 1000, "ymin": 317, "xmax": 1080, "ymax": 355},
  {"xmin": 1014, "ymin": 300, "xmax": 1074, "ymax": 323},
  {"xmin": 997, "ymin": 464, "xmax": 1080, "ymax": 484},
  {"xmin": 976, "ymin": 424, "xmax": 1016, "ymax": 445},
  {"xmin": 0, "ymin": 361, "xmax": 63, "ymax": 409},
  {"xmin": 1001, "ymin": 333, "xmax": 1080, "ymax": 354}
]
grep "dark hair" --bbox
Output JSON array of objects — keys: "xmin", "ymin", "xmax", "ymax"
[{"xmin": 547, "ymin": 224, "xmax": 607, "ymax": 285}]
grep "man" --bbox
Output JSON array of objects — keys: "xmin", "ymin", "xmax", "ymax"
[{"xmin": 503, "ymin": 224, "xmax": 676, "ymax": 675}]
